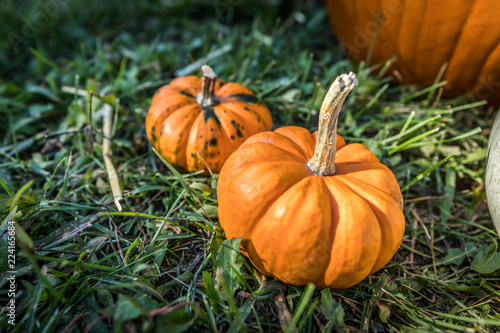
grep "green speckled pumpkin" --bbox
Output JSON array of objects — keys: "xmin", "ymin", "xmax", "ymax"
[{"xmin": 145, "ymin": 65, "xmax": 272, "ymax": 173}]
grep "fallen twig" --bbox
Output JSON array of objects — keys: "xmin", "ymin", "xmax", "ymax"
[{"xmin": 102, "ymin": 103, "xmax": 123, "ymax": 211}]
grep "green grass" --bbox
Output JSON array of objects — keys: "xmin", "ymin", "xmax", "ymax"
[{"xmin": 1, "ymin": 0, "xmax": 500, "ymax": 332}]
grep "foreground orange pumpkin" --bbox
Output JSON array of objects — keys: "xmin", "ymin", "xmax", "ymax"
[
  {"xmin": 217, "ymin": 73, "xmax": 405, "ymax": 289},
  {"xmin": 145, "ymin": 66, "xmax": 272, "ymax": 173},
  {"xmin": 327, "ymin": 0, "xmax": 500, "ymax": 105}
]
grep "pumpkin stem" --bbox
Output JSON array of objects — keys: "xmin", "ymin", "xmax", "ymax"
[
  {"xmin": 197, "ymin": 65, "xmax": 219, "ymax": 107},
  {"xmin": 307, "ymin": 72, "xmax": 358, "ymax": 176}
]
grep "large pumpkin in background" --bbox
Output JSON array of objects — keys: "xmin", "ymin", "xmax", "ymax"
[{"xmin": 326, "ymin": 0, "xmax": 500, "ymax": 105}]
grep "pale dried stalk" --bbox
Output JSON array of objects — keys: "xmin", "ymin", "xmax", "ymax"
[
  {"xmin": 307, "ymin": 72, "xmax": 358, "ymax": 176},
  {"xmin": 102, "ymin": 103, "xmax": 122, "ymax": 211},
  {"xmin": 196, "ymin": 65, "xmax": 219, "ymax": 107}
]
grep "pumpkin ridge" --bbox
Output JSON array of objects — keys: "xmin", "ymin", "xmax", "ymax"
[
  {"xmin": 168, "ymin": 76, "xmax": 202, "ymax": 94},
  {"xmin": 274, "ymin": 127, "xmax": 317, "ymax": 159},
  {"xmin": 219, "ymin": 160, "xmax": 312, "ymax": 241},
  {"xmin": 151, "ymin": 91, "xmax": 196, "ymax": 108},
  {"xmin": 443, "ymin": 0, "xmax": 477, "ymax": 86},
  {"xmin": 179, "ymin": 90, "xmax": 195, "ymax": 98},
  {"xmin": 332, "ymin": 176, "xmax": 404, "ymax": 273},
  {"xmin": 321, "ymin": 177, "xmax": 382, "ymax": 288},
  {"xmin": 244, "ymin": 132, "xmax": 312, "ymax": 162},
  {"xmin": 327, "ymin": 177, "xmax": 386, "ymax": 277},
  {"xmin": 395, "ymin": 2, "xmax": 425, "ymax": 83},
  {"xmin": 157, "ymin": 104, "xmax": 202, "ymax": 169},
  {"xmin": 214, "ymin": 105, "xmax": 250, "ymax": 146},
  {"xmin": 220, "ymin": 101, "xmax": 272, "ymax": 132},
  {"xmin": 202, "ymin": 106, "xmax": 221, "ymax": 125},
  {"xmin": 184, "ymin": 111, "xmax": 225, "ymax": 172},
  {"xmin": 335, "ymin": 162, "xmax": 402, "ymax": 204},
  {"xmin": 146, "ymin": 94, "xmax": 196, "ymax": 143},
  {"xmin": 246, "ymin": 176, "xmax": 334, "ymax": 285},
  {"xmin": 148, "ymin": 93, "xmax": 197, "ymax": 120},
  {"xmin": 412, "ymin": 0, "xmax": 428, "ymax": 82},
  {"xmin": 473, "ymin": 41, "xmax": 500, "ymax": 105},
  {"xmin": 334, "ymin": 143, "xmax": 380, "ymax": 164},
  {"xmin": 215, "ymin": 82, "xmax": 254, "ymax": 97},
  {"xmin": 224, "ymin": 146, "xmax": 311, "ymax": 181},
  {"xmin": 210, "ymin": 109, "xmax": 235, "ymax": 163},
  {"xmin": 334, "ymin": 172, "xmax": 402, "ymax": 206},
  {"xmin": 223, "ymin": 93, "xmax": 260, "ymax": 104},
  {"xmin": 318, "ymin": 176, "xmax": 336, "ymax": 286},
  {"xmin": 216, "ymin": 104, "xmax": 260, "ymax": 136},
  {"xmin": 468, "ymin": 34, "xmax": 500, "ymax": 92},
  {"xmin": 267, "ymin": 132, "xmax": 310, "ymax": 161}
]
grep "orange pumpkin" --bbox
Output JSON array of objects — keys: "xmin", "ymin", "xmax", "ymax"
[
  {"xmin": 145, "ymin": 65, "xmax": 272, "ymax": 173},
  {"xmin": 327, "ymin": 0, "xmax": 500, "ymax": 105},
  {"xmin": 217, "ymin": 73, "xmax": 405, "ymax": 289}
]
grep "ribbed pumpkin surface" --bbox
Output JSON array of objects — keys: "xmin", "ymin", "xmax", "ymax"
[
  {"xmin": 145, "ymin": 68, "xmax": 272, "ymax": 173},
  {"xmin": 218, "ymin": 73, "xmax": 406, "ymax": 289},
  {"xmin": 217, "ymin": 127, "xmax": 405, "ymax": 288},
  {"xmin": 327, "ymin": 0, "xmax": 500, "ymax": 105}
]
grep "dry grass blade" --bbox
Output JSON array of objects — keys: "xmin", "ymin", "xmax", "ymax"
[
  {"xmin": 102, "ymin": 103, "xmax": 123, "ymax": 211},
  {"xmin": 275, "ymin": 295, "xmax": 296, "ymax": 333}
]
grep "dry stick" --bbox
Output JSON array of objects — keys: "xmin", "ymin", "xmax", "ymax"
[
  {"xmin": 275, "ymin": 295, "xmax": 296, "ymax": 333},
  {"xmin": 105, "ymin": 207, "xmax": 124, "ymax": 237},
  {"xmin": 42, "ymin": 129, "xmax": 86, "ymax": 139},
  {"xmin": 62, "ymin": 312, "xmax": 89, "ymax": 333},
  {"xmin": 102, "ymin": 103, "xmax": 123, "ymax": 211},
  {"xmin": 430, "ymin": 214, "xmax": 437, "ymax": 276},
  {"xmin": 114, "ymin": 226, "xmax": 125, "ymax": 261},
  {"xmin": 34, "ymin": 248, "xmax": 80, "ymax": 255},
  {"xmin": 196, "ymin": 196, "xmax": 213, "ymax": 224},
  {"xmin": 84, "ymin": 314, "xmax": 113, "ymax": 333},
  {"xmin": 307, "ymin": 72, "xmax": 358, "ymax": 176},
  {"xmin": 136, "ymin": 218, "xmax": 148, "ymax": 243},
  {"xmin": 409, "ymin": 211, "xmax": 418, "ymax": 268},
  {"xmin": 88, "ymin": 91, "xmax": 94, "ymax": 156}
]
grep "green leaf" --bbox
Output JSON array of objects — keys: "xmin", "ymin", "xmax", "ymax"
[
  {"xmin": 209, "ymin": 223, "xmax": 225, "ymax": 263},
  {"xmin": 229, "ymin": 299, "xmax": 255, "ymax": 331},
  {"xmin": 114, "ymin": 294, "xmax": 147, "ymax": 322},
  {"xmin": 447, "ymin": 278, "xmax": 485, "ymax": 292},
  {"xmin": 82, "ymin": 291, "xmax": 108, "ymax": 332},
  {"xmin": 66, "ymin": 99, "xmax": 87, "ymax": 128},
  {"xmin": 15, "ymin": 220, "xmax": 34, "ymax": 253},
  {"xmin": 320, "ymin": 289, "xmax": 345, "ymax": 326},
  {"xmin": 471, "ymin": 243, "xmax": 500, "ymax": 274},
  {"xmin": 215, "ymin": 238, "xmax": 245, "ymax": 296},
  {"xmin": 197, "ymin": 204, "xmax": 218, "ymax": 219},
  {"xmin": 0, "ymin": 192, "xmax": 38, "ymax": 221},
  {"xmin": 189, "ymin": 182, "xmax": 212, "ymax": 196},
  {"xmin": 378, "ymin": 303, "xmax": 391, "ymax": 324},
  {"xmin": 154, "ymin": 306, "xmax": 198, "ymax": 333},
  {"xmin": 29, "ymin": 103, "xmax": 54, "ymax": 118},
  {"xmin": 153, "ymin": 246, "xmax": 167, "ymax": 268},
  {"xmin": 203, "ymin": 271, "xmax": 221, "ymax": 309},
  {"xmin": 440, "ymin": 248, "xmax": 467, "ymax": 266}
]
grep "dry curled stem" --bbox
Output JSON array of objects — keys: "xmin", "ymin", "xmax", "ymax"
[{"xmin": 307, "ymin": 72, "xmax": 358, "ymax": 176}]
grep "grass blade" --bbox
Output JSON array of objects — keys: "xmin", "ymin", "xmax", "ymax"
[{"xmin": 402, "ymin": 154, "xmax": 455, "ymax": 192}]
